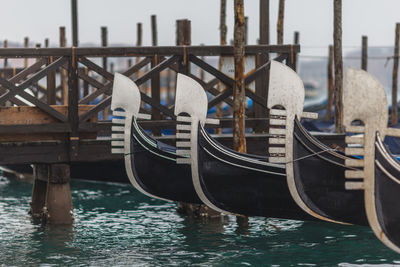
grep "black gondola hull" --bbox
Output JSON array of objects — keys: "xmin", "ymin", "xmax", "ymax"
[
  {"xmin": 292, "ymin": 118, "xmax": 368, "ymax": 225},
  {"xmin": 197, "ymin": 125, "xmax": 315, "ymax": 220},
  {"xmin": 130, "ymin": 119, "xmax": 202, "ymax": 204}
]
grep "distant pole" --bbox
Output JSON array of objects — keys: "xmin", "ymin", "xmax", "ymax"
[
  {"xmin": 135, "ymin": 23, "xmax": 142, "ymax": 79},
  {"xmin": 217, "ymin": 0, "xmax": 227, "ymax": 133},
  {"xmin": 24, "ymin": 37, "xmax": 29, "ymax": 68},
  {"xmin": 254, "ymin": 0, "xmax": 270, "ymax": 133},
  {"xmin": 233, "ymin": 0, "xmax": 246, "ymax": 153},
  {"xmin": 101, "ymin": 26, "xmax": 108, "ymax": 120},
  {"xmin": 71, "ymin": 0, "xmax": 78, "ymax": 46},
  {"xmin": 245, "ymin": 16, "xmax": 249, "ymax": 45},
  {"xmin": 137, "ymin": 23, "xmax": 142, "ymax": 46},
  {"xmin": 277, "ymin": 0, "xmax": 285, "ymax": 44},
  {"xmin": 326, "ymin": 45, "xmax": 334, "ymax": 121},
  {"xmin": 151, "ymin": 15, "xmax": 157, "ymax": 46},
  {"xmin": 60, "ymin": 27, "xmax": 68, "ymax": 105},
  {"xmin": 392, "ymin": 23, "xmax": 400, "ymax": 126},
  {"xmin": 361, "ymin": 36, "xmax": 368, "ymax": 71},
  {"xmin": 151, "ymin": 15, "xmax": 161, "ymax": 132},
  {"xmin": 3, "ymin": 40, "xmax": 8, "ymax": 68},
  {"xmin": 44, "ymin": 38, "xmax": 49, "ymax": 48},
  {"xmin": 293, "ymin": 31, "xmax": 300, "ymax": 71},
  {"xmin": 176, "ymin": 19, "xmax": 191, "ymax": 46},
  {"xmin": 333, "ymin": 0, "xmax": 343, "ymax": 133}
]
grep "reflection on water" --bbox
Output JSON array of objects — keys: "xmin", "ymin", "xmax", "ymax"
[{"xmin": 0, "ymin": 176, "xmax": 400, "ymax": 266}]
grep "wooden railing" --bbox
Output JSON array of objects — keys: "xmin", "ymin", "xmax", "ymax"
[{"xmin": 0, "ymin": 45, "xmax": 299, "ymax": 139}]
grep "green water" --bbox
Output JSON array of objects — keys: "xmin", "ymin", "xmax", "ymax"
[{"xmin": 1, "ymin": 175, "xmax": 400, "ymax": 266}]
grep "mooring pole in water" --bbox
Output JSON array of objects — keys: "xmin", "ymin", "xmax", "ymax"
[
  {"xmin": 216, "ymin": 0, "xmax": 227, "ymax": 134},
  {"xmin": 101, "ymin": 26, "xmax": 109, "ymax": 120},
  {"xmin": 71, "ymin": 0, "xmax": 78, "ymax": 47},
  {"xmin": 3, "ymin": 39, "xmax": 8, "ymax": 68},
  {"xmin": 392, "ymin": 23, "xmax": 400, "ymax": 126},
  {"xmin": 31, "ymin": 164, "xmax": 74, "ymax": 224},
  {"xmin": 277, "ymin": 0, "xmax": 285, "ymax": 45},
  {"xmin": 24, "ymin": 37, "xmax": 29, "ymax": 68},
  {"xmin": 361, "ymin": 36, "xmax": 368, "ymax": 71},
  {"xmin": 333, "ymin": 0, "xmax": 344, "ymax": 133},
  {"xmin": 326, "ymin": 45, "xmax": 334, "ymax": 121},
  {"xmin": 233, "ymin": 0, "xmax": 247, "ymax": 153},
  {"xmin": 59, "ymin": 27, "xmax": 68, "ymax": 105},
  {"xmin": 234, "ymin": 0, "xmax": 249, "ymax": 227},
  {"xmin": 151, "ymin": 15, "xmax": 162, "ymax": 136},
  {"xmin": 254, "ymin": 0, "xmax": 270, "ymax": 133}
]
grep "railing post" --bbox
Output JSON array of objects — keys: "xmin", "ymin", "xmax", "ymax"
[{"xmin": 68, "ymin": 50, "xmax": 79, "ymax": 161}]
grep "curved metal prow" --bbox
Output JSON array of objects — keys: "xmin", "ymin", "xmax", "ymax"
[{"xmin": 343, "ymin": 68, "xmax": 400, "ymax": 253}]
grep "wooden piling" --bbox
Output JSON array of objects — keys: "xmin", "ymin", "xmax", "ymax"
[
  {"xmin": 293, "ymin": 31, "xmax": 300, "ymax": 71},
  {"xmin": 151, "ymin": 15, "xmax": 161, "ymax": 135},
  {"xmin": 59, "ymin": 27, "xmax": 68, "ymax": 105},
  {"xmin": 136, "ymin": 23, "xmax": 142, "ymax": 80},
  {"xmin": 233, "ymin": 0, "xmax": 247, "ymax": 153},
  {"xmin": 333, "ymin": 0, "xmax": 344, "ymax": 133},
  {"xmin": 216, "ymin": 0, "xmax": 227, "ymax": 134},
  {"xmin": 326, "ymin": 45, "xmax": 334, "ymax": 121},
  {"xmin": 71, "ymin": 0, "xmax": 78, "ymax": 47},
  {"xmin": 44, "ymin": 38, "xmax": 49, "ymax": 48},
  {"xmin": 30, "ymin": 164, "xmax": 48, "ymax": 220},
  {"xmin": 361, "ymin": 36, "xmax": 368, "ymax": 71},
  {"xmin": 3, "ymin": 40, "xmax": 8, "ymax": 68},
  {"xmin": 24, "ymin": 37, "xmax": 29, "ymax": 68},
  {"xmin": 277, "ymin": 0, "xmax": 285, "ymax": 45},
  {"xmin": 392, "ymin": 23, "xmax": 400, "ymax": 126},
  {"xmin": 101, "ymin": 26, "xmax": 109, "ymax": 120},
  {"xmin": 254, "ymin": 0, "xmax": 270, "ymax": 133},
  {"xmin": 31, "ymin": 164, "xmax": 73, "ymax": 224}
]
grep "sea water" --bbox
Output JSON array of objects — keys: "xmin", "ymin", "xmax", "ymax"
[{"xmin": 0, "ymin": 175, "xmax": 399, "ymax": 266}]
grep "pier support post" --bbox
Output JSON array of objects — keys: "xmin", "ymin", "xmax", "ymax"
[{"xmin": 30, "ymin": 164, "xmax": 74, "ymax": 224}]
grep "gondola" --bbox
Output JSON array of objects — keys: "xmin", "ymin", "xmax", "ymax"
[
  {"xmin": 174, "ymin": 62, "xmax": 318, "ymax": 220},
  {"xmin": 110, "ymin": 73, "xmax": 202, "ymax": 204},
  {"xmin": 343, "ymin": 68, "xmax": 400, "ymax": 253}
]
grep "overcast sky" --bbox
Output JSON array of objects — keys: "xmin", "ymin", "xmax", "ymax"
[{"xmin": 1, "ymin": 0, "xmax": 400, "ymax": 56}]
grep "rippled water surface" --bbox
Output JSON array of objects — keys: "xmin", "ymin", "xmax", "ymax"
[{"xmin": 1, "ymin": 175, "xmax": 400, "ymax": 266}]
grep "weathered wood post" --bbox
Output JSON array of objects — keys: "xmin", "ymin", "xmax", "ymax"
[
  {"xmin": 60, "ymin": 27, "xmax": 68, "ymax": 105},
  {"xmin": 233, "ymin": 0, "xmax": 247, "ymax": 153},
  {"xmin": 326, "ymin": 45, "xmax": 334, "ymax": 121},
  {"xmin": 293, "ymin": 31, "xmax": 300, "ymax": 71},
  {"xmin": 24, "ymin": 37, "xmax": 29, "ymax": 68},
  {"xmin": 151, "ymin": 15, "xmax": 162, "ymax": 135},
  {"xmin": 333, "ymin": 0, "xmax": 344, "ymax": 132},
  {"xmin": 3, "ymin": 40, "xmax": 8, "ymax": 68},
  {"xmin": 277, "ymin": 0, "xmax": 285, "ymax": 45},
  {"xmin": 254, "ymin": 0, "xmax": 270, "ymax": 133},
  {"xmin": 217, "ymin": 0, "xmax": 227, "ymax": 134},
  {"xmin": 71, "ymin": 0, "xmax": 78, "ymax": 47},
  {"xmin": 101, "ymin": 26, "xmax": 109, "ymax": 120},
  {"xmin": 135, "ymin": 23, "xmax": 142, "ymax": 82},
  {"xmin": 234, "ymin": 0, "xmax": 248, "ymax": 227},
  {"xmin": 31, "ymin": 164, "xmax": 73, "ymax": 224},
  {"xmin": 392, "ymin": 23, "xmax": 400, "ymax": 126},
  {"xmin": 361, "ymin": 36, "xmax": 368, "ymax": 71}
]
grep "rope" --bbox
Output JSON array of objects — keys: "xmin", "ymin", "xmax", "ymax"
[{"xmin": 289, "ymin": 146, "xmax": 340, "ymax": 163}]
